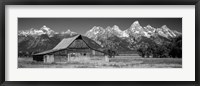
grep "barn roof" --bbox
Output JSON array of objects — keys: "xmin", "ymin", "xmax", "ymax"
[
  {"xmin": 53, "ymin": 35, "xmax": 79, "ymax": 50},
  {"xmin": 33, "ymin": 35, "xmax": 104, "ymax": 55}
]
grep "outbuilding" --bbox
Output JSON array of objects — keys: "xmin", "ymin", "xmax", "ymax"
[{"xmin": 33, "ymin": 35, "xmax": 107, "ymax": 63}]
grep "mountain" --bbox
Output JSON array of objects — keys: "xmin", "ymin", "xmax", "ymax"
[
  {"xmin": 85, "ymin": 21, "xmax": 182, "ymax": 51},
  {"xmin": 18, "ymin": 25, "xmax": 55, "ymax": 37},
  {"xmin": 124, "ymin": 21, "xmax": 151, "ymax": 38},
  {"xmin": 18, "ymin": 25, "xmax": 77, "ymax": 37},
  {"xmin": 156, "ymin": 25, "xmax": 176, "ymax": 38},
  {"xmin": 61, "ymin": 29, "xmax": 77, "ymax": 36},
  {"xmin": 85, "ymin": 21, "xmax": 181, "ymax": 40},
  {"xmin": 106, "ymin": 25, "xmax": 129, "ymax": 37},
  {"xmin": 18, "ymin": 21, "xmax": 182, "ymax": 56},
  {"xmin": 18, "ymin": 25, "xmax": 78, "ymax": 55}
]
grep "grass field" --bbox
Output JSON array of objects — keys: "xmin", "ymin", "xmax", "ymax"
[{"xmin": 18, "ymin": 56, "xmax": 182, "ymax": 68}]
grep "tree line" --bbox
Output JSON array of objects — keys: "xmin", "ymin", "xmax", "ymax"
[
  {"xmin": 18, "ymin": 35, "xmax": 182, "ymax": 58},
  {"xmin": 136, "ymin": 36, "xmax": 182, "ymax": 58},
  {"xmin": 102, "ymin": 35, "xmax": 182, "ymax": 58}
]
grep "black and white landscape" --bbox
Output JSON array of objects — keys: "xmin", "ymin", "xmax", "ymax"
[{"xmin": 18, "ymin": 18, "xmax": 182, "ymax": 68}]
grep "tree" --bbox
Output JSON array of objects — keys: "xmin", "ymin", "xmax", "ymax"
[
  {"xmin": 136, "ymin": 40, "xmax": 171, "ymax": 58},
  {"xmin": 169, "ymin": 36, "xmax": 182, "ymax": 58},
  {"xmin": 102, "ymin": 40, "xmax": 118, "ymax": 58},
  {"xmin": 136, "ymin": 42, "xmax": 149, "ymax": 58}
]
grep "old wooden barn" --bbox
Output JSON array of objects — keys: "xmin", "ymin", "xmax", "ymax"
[{"xmin": 33, "ymin": 35, "xmax": 107, "ymax": 63}]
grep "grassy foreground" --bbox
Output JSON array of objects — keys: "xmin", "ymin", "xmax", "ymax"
[{"xmin": 18, "ymin": 56, "xmax": 182, "ymax": 68}]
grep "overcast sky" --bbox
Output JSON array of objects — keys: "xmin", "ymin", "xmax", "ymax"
[{"xmin": 18, "ymin": 18, "xmax": 182, "ymax": 35}]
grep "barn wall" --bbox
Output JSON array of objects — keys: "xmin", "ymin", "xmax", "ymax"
[
  {"xmin": 33, "ymin": 50, "xmax": 105, "ymax": 63},
  {"xmin": 54, "ymin": 55, "xmax": 68, "ymax": 63},
  {"xmin": 69, "ymin": 56, "xmax": 90, "ymax": 62},
  {"xmin": 43, "ymin": 55, "xmax": 54, "ymax": 63}
]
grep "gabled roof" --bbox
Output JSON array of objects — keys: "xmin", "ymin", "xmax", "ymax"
[
  {"xmin": 53, "ymin": 35, "xmax": 79, "ymax": 50},
  {"xmin": 33, "ymin": 35, "xmax": 104, "ymax": 55},
  {"xmin": 81, "ymin": 35, "xmax": 104, "ymax": 52}
]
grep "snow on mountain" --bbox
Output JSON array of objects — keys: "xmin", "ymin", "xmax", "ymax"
[
  {"xmin": 40, "ymin": 25, "xmax": 52, "ymax": 33},
  {"xmin": 144, "ymin": 25, "xmax": 156, "ymax": 33},
  {"xmin": 156, "ymin": 25, "xmax": 177, "ymax": 38},
  {"xmin": 18, "ymin": 25, "xmax": 54, "ymax": 37},
  {"xmin": 126, "ymin": 21, "xmax": 180, "ymax": 39},
  {"xmin": 130, "ymin": 21, "xmax": 143, "ymax": 30},
  {"xmin": 19, "ymin": 21, "xmax": 181, "ymax": 43},
  {"xmin": 18, "ymin": 25, "xmax": 77, "ymax": 37},
  {"xmin": 106, "ymin": 25, "xmax": 129, "ymax": 37},
  {"xmin": 40, "ymin": 25, "xmax": 55, "ymax": 37},
  {"xmin": 173, "ymin": 30, "xmax": 182, "ymax": 36},
  {"xmin": 61, "ymin": 29, "xmax": 77, "ymax": 36},
  {"xmin": 18, "ymin": 21, "xmax": 182, "ymax": 54},
  {"xmin": 85, "ymin": 20, "xmax": 182, "ymax": 46},
  {"xmin": 85, "ymin": 25, "xmax": 129, "ymax": 39},
  {"xmin": 125, "ymin": 21, "xmax": 151, "ymax": 38},
  {"xmin": 85, "ymin": 26, "xmax": 105, "ymax": 39}
]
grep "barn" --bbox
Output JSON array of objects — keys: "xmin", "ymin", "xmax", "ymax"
[{"xmin": 33, "ymin": 35, "xmax": 108, "ymax": 63}]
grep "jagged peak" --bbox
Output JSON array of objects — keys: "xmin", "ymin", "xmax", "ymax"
[
  {"xmin": 130, "ymin": 21, "xmax": 143, "ymax": 31},
  {"xmin": 161, "ymin": 25, "xmax": 168, "ymax": 29},
  {"xmin": 61, "ymin": 29, "xmax": 77, "ymax": 35},
  {"xmin": 89, "ymin": 26, "xmax": 96, "ymax": 32},
  {"xmin": 131, "ymin": 21, "xmax": 140, "ymax": 27},
  {"xmin": 66, "ymin": 29, "xmax": 71, "ymax": 32},
  {"xmin": 42, "ymin": 25, "xmax": 47, "ymax": 28},
  {"xmin": 86, "ymin": 26, "xmax": 105, "ymax": 35},
  {"xmin": 113, "ymin": 25, "xmax": 119, "ymax": 28},
  {"xmin": 173, "ymin": 30, "xmax": 182, "ymax": 35},
  {"xmin": 61, "ymin": 29, "xmax": 70, "ymax": 33},
  {"xmin": 40, "ymin": 25, "xmax": 51, "ymax": 31},
  {"xmin": 112, "ymin": 25, "xmax": 122, "ymax": 32},
  {"xmin": 91, "ymin": 26, "xmax": 104, "ymax": 30},
  {"xmin": 106, "ymin": 26, "xmax": 111, "ymax": 29},
  {"xmin": 133, "ymin": 21, "xmax": 139, "ymax": 24},
  {"xmin": 146, "ymin": 25, "xmax": 152, "ymax": 28}
]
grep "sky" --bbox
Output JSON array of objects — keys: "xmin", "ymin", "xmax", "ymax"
[{"xmin": 18, "ymin": 18, "xmax": 182, "ymax": 35}]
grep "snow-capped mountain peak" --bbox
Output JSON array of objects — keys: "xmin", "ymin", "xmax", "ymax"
[
  {"xmin": 62, "ymin": 29, "xmax": 71, "ymax": 34},
  {"xmin": 61, "ymin": 29, "xmax": 77, "ymax": 36},
  {"xmin": 18, "ymin": 25, "xmax": 77, "ymax": 37},
  {"xmin": 131, "ymin": 21, "xmax": 140, "ymax": 27},
  {"xmin": 144, "ymin": 25, "xmax": 156, "ymax": 33},
  {"xmin": 161, "ymin": 25, "xmax": 170, "ymax": 31},
  {"xmin": 112, "ymin": 25, "xmax": 122, "ymax": 32},
  {"xmin": 106, "ymin": 25, "xmax": 123, "ymax": 37},
  {"xmin": 18, "ymin": 26, "xmax": 49, "ymax": 36},
  {"xmin": 173, "ymin": 30, "xmax": 182, "ymax": 36},
  {"xmin": 156, "ymin": 25, "xmax": 177, "ymax": 38},
  {"xmin": 130, "ymin": 21, "xmax": 143, "ymax": 31},
  {"xmin": 89, "ymin": 26, "xmax": 104, "ymax": 33},
  {"xmin": 111, "ymin": 25, "xmax": 129, "ymax": 37},
  {"xmin": 41, "ymin": 25, "xmax": 50, "ymax": 31},
  {"xmin": 146, "ymin": 25, "xmax": 152, "ymax": 28},
  {"xmin": 126, "ymin": 21, "xmax": 151, "ymax": 38},
  {"xmin": 40, "ymin": 25, "xmax": 55, "ymax": 37},
  {"xmin": 85, "ymin": 26, "xmax": 105, "ymax": 38}
]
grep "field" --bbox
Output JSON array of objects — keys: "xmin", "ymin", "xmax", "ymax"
[{"xmin": 18, "ymin": 56, "xmax": 182, "ymax": 68}]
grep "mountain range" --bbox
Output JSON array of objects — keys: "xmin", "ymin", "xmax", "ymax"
[{"xmin": 18, "ymin": 21, "xmax": 182, "ymax": 55}]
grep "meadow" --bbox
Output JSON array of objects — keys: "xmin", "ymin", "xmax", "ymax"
[{"xmin": 18, "ymin": 56, "xmax": 182, "ymax": 68}]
